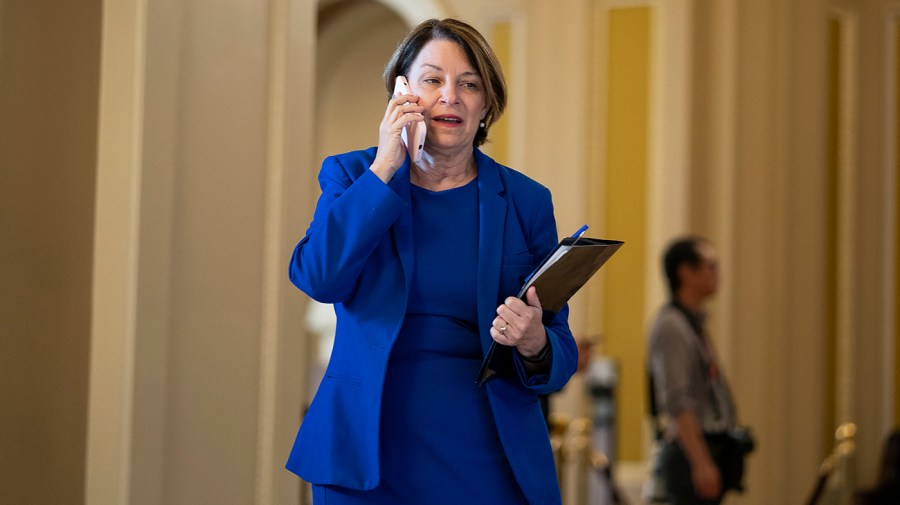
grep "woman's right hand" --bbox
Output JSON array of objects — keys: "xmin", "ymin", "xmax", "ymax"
[{"xmin": 369, "ymin": 93, "xmax": 425, "ymax": 183}]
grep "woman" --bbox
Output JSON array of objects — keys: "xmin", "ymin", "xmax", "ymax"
[{"xmin": 286, "ymin": 18, "xmax": 578, "ymax": 505}]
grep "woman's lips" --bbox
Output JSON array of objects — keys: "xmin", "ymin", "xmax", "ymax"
[{"xmin": 431, "ymin": 114, "xmax": 463, "ymax": 125}]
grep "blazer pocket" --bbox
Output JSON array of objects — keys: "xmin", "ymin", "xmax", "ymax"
[
  {"xmin": 324, "ymin": 373, "xmax": 362, "ymax": 387},
  {"xmin": 499, "ymin": 261, "xmax": 534, "ymax": 298}
]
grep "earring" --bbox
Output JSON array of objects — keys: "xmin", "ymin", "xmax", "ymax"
[{"xmin": 480, "ymin": 121, "xmax": 485, "ymax": 128}]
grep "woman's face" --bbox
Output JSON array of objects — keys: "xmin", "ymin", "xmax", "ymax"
[{"xmin": 405, "ymin": 39, "xmax": 488, "ymax": 152}]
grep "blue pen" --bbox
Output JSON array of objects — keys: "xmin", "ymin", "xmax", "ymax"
[
  {"xmin": 521, "ymin": 224, "xmax": 590, "ymax": 288},
  {"xmin": 571, "ymin": 224, "xmax": 589, "ymax": 239}
]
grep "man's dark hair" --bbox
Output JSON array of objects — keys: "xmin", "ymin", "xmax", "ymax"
[{"xmin": 663, "ymin": 236, "xmax": 707, "ymax": 298}]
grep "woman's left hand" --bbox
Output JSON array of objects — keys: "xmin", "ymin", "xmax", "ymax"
[{"xmin": 491, "ymin": 286, "xmax": 548, "ymax": 357}]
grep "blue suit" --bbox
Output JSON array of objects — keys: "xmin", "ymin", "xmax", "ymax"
[{"xmin": 286, "ymin": 147, "xmax": 577, "ymax": 504}]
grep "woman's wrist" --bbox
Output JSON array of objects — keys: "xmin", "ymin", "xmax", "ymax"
[
  {"xmin": 518, "ymin": 341, "xmax": 551, "ymax": 363},
  {"xmin": 369, "ymin": 161, "xmax": 398, "ymax": 183}
]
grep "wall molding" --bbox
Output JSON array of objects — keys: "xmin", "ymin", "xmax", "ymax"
[
  {"xmin": 255, "ymin": 1, "xmax": 289, "ymax": 502},
  {"xmin": 85, "ymin": 0, "xmax": 148, "ymax": 502},
  {"xmin": 882, "ymin": 3, "xmax": 900, "ymax": 430},
  {"xmin": 826, "ymin": 6, "xmax": 860, "ymax": 431}
]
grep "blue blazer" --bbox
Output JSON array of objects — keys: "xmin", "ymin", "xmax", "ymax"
[{"xmin": 286, "ymin": 147, "xmax": 577, "ymax": 504}]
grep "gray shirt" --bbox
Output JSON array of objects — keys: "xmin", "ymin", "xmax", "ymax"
[{"xmin": 647, "ymin": 304, "xmax": 736, "ymax": 438}]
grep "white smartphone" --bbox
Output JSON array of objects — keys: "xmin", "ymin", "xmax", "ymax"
[{"xmin": 392, "ymin": 76, "xmax": 426, "ymax": 163}]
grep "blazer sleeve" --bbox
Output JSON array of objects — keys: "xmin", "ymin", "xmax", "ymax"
[
  {"xmin": 289, "ymin": 154, "xmax": 406, "ymax": 303},
  {"xmin": 511, "ymin": 189, "xmax": 578, "ymax": 395}
]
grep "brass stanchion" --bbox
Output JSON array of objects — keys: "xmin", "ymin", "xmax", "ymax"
[
  {"xmin": 549, "ymin": 412, "xmax": 571, "ymax": 488},
  {"xmin": 804, "ymin": 422, "xmax": 857, "ymax": 505},
  {"xmin": 567, "ymin": 417, "xmax": 592, "ymax": 505},
  {"xmin": 551, "ymin": 414, "xmax": 629, "ymax": 505},
  {"xmin": 589, "ymin": 450, "xmax": 629, "ymax": 505}
]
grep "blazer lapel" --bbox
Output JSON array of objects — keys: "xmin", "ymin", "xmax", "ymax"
[
  {"xmin": 389, "ymin": 158, "xmax": 414, "ymax": 294},
  {"xmin": 475, "ymin": 149, "xmax": 507, "ymax": 356}
]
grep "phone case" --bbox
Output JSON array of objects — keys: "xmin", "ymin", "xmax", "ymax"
[{"xmin": 393, "ymin": 76, "xmax": 426, "ymax": 163}]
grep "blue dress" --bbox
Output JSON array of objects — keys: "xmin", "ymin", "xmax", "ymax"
[{"xmin": 313, "ymin": 179, "xmax": 528, "ymax": 504}]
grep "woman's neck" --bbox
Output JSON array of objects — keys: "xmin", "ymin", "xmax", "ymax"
[{"xmin": 412, "ymin": 149, "xmax": 477, "ymax": 191}]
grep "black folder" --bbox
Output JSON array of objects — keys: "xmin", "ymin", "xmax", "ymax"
[{"xmin": 475, "ymin": 236, "xmax": 624, "ymax": 386}]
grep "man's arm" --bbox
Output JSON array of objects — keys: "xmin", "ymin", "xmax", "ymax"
[{"xmin": 673, "ymin": 410, "xmax": 722, "ymax": 499}]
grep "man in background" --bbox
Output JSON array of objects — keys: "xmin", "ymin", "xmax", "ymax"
[{"xmin": 647, "ymin": 237, "xmax": 742, "ymax": 504}]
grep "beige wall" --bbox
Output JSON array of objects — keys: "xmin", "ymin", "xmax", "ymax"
[
  {"xmin": 2, "ymin": 0, "xmax": 896, "ymax": 504},
  {"xmin": 0, "ymin": 1, "xmax": 100, "ymax": 504},
  {"xmin": 848, "ymin": 0, "xmax": 898, "ymax": 489},
  {"xmin": 86, "ymin": 0, "xmax": 315, "ymax": 504},
  {"xmin": 315, "ymin": 1, "xmax": 408, "ymax": 164}
]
